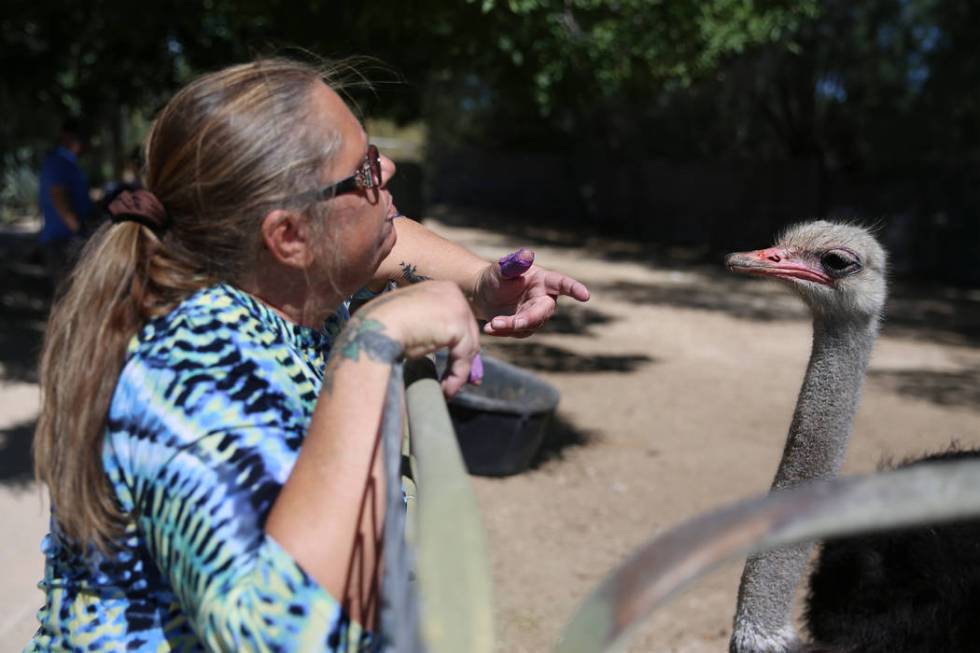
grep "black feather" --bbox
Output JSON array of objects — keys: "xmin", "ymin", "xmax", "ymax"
[{"xmin": 805, "ymin": 446, "xmax": 980, "ymax": 653}]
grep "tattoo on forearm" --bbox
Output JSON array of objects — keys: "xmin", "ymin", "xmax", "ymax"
[
  {"xmin": 399, "ymin": 262, "xmax": 431, "ymax": 284},
  {"xmin": 323, "ymin": 317, "xmax": 403, "ymax": 393}
]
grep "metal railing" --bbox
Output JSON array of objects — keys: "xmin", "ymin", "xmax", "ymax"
[
  {"xmin": 405, "ymin": 357, "xmax": 495, "ymax": 653},
  {"xmin": 380, "ymin": 357, "xmax": 495, "ymax": 653}
]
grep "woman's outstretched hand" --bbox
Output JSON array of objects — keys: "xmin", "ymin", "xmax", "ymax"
[
  {"xmin": 473, "ymin": 248, "xmax": 591, "ymax": 338},
  {"xmin": 361, "ymin": 280, "xmax": 481, "ymax": 397}
]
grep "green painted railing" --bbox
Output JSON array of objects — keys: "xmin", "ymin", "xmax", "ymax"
[{"xmin": 404, "ymin": 357, "xmax": 495, "ymax": 653}]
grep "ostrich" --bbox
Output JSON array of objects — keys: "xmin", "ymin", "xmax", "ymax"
[
  {"xmin": 724, "ymin": 220, "xmax": 888, "ymax": 653},
  {"xmin": 804, "ymin": 446, "xmax": 980, "ymax": 653}
]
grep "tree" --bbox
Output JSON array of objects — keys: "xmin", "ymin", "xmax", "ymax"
[{"xmin": 1, "ymin": 0, "xmax": 822, "ymax": 162}]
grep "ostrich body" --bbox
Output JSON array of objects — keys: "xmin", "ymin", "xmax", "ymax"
[
  {"xmin": 724, "ymin": 221, "xmax": 888, "ymax": 653},
  {"xmin": 805, "ymin": 447, "xmax": 980, "ymax": 653}
]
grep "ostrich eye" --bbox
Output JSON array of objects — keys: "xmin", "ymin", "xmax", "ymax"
[{"xmin": 821, "ymin": 250, "xmax": 861, "ymax": 277}]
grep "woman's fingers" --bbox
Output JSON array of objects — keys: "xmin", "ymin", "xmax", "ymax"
[
  {"xmin": 441, "ymin": 316, "xmax": 482, "ymax": 397},
  {"xmin": 546, "ymin": 270, "xmax": 590, "ymax": 302},
  {"xmin": 468, "ymin": 353, "xmax": 484, "ymax": 385},
  {"xmin": 483, "ymin": 314, "xmax": 534, "ymax": 335},
  {"xmin": 440, "ymin": 351, "xmax": 471, "ymax": 397},
  {"xmin": 484, "ymin": 314, "xmax": 520, "ymax": 334},
  {"xmin": 484, "ymin": 295, "xmax": 555, "ymax": 335}
]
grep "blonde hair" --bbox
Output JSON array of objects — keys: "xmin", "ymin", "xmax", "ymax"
[{"xmin": 34, "ymin": 58, "xmax": 345, "ymax": 549}]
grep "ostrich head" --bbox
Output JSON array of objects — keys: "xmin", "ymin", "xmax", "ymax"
[{"xmin": 725, "ymin": 221, "xmax": 888, "ymax": 324}]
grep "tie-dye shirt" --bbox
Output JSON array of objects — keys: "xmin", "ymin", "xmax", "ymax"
[{"xmin": 28, "ymin": 283, "xmax": 375, "ymax": 652}]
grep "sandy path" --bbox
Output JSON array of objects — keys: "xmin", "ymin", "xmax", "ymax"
[
  {"xmin": 2, "ymin": 210, "xmax": 979, "ymax": 652},
  {"xmin": 0, "ymin": 382, "xmax": 46, "ymax": 648}
]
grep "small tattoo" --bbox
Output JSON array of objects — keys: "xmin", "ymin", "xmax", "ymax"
[
  {"xmin": 323, "ymin": 318, "xmax": 403, "ymax": 393},
  {"xmin": 399, "ymin": 262, "xmax": 431, "ymax": 284}
]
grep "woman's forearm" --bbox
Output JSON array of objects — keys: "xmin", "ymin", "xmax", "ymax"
[
  {"xmin": 375, "ymin": 217, "xmax": 486, "ymax": 297},
  {"xmin": 265, "ymin": 346, "xmax": 392, "ymax": 629},
  {"xmin": 264, "ymin": 278, "xmax": 481, "ymax": 632}
]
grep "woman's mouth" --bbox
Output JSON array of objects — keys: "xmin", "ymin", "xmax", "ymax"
[{"xmin": 385, "ymin": 200, "xmax": 401, "ymax": 220}]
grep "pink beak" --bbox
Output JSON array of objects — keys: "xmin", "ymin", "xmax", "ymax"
[{"xmin": 725, "ymin": 247, "xmax": 832, "ymax": 285}]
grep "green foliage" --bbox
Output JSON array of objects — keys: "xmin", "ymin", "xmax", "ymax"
[
  {"xmin": 466, "ymin": 0, "xmax": 819, "ymax": 115},
  {"xmin": 0, "ymin": 0, "xmax": 821, "ymax": 155}
]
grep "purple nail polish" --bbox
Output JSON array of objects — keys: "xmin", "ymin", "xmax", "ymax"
[
  {"xmin": 468, "ymin": 352, "xmax": 484, "ymax": 384},
  {"xmin": 499, "ymin": 248, "xmax": 535, "ymax": 278}
]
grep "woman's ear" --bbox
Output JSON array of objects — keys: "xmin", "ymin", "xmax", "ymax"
[{"xmin": 260, "ymin": 209, "xmax": 315, "ymax": 268}]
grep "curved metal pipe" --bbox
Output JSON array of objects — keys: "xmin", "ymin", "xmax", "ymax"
[{"xmin": 555, "ymin": 459, "xmax": 980, "ymax": 653}]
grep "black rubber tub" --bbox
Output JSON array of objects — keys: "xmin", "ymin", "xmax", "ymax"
[{"xmin": 434, "ymin": 352, "xmax": 560, "ymax": 476}]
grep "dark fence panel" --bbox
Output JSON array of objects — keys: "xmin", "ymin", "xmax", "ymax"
[
  {"xmin": 426, "ymin": 148, "xmax": 587, "ymax": 220},
  {"xmin": 426, "ymin": 147, "xmax": 979, "ymax": 285}
]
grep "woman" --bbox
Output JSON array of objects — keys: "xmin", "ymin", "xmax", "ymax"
[{"xmin": 28, "ymin": 59, "xmax": 589, "ymax": 651}]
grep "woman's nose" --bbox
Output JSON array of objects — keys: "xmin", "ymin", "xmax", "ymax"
[{"xmin": 380, "ymin": 154, "xmax": 397, "ymax": 188}]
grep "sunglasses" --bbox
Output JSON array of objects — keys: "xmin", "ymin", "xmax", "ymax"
[{"xmin": 295, "ymin": 144, "xmax": 383, "ymax": 204}]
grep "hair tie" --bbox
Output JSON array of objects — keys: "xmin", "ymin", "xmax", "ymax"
[{"xmin": 107, "ymin": 190, "xmax": 168, "ymax": 234}]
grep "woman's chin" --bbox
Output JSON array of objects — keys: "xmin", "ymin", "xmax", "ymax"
[{"xmin": 379, "ymin": 218, "xmax": 398, "ymax": 258}]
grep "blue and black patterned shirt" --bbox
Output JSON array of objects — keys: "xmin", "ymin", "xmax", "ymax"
[{"xmin": 28, "ymin": 283, "xmax": 375, "ymax": 651}]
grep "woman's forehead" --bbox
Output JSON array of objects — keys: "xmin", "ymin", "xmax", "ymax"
[
  {"xmin": 311, "ymin": 82, "xmax": 364, "ymax": 136},
  {"xmin": 310, "ymin": 82, "xmax": 367, "ymax": 171}
]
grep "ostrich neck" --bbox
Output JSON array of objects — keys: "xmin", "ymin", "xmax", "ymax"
[
  {"xmin": 730, "ymin": 313, "xmax": 880, "ymax": 653},
  {"xmin": 774, "ymin": 315, "xmax": 879, "ymax": 490}
]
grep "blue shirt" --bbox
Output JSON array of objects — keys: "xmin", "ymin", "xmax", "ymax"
[
  {"xmin": 38, "ymin": 146, "xmax": 92, "ymax": 244},
  {"xmin": 28, "ymin": 284, "xmax": 377, "ymax": 651}
]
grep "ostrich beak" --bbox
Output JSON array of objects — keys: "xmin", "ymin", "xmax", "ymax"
[{"xmin": 725, "ymin": 247, "xmax": 832, "ymax": 285}]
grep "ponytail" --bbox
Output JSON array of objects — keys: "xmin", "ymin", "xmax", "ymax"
[{"xmin": 34, "ymin": 219, "xmax": 208, "ymax": 549}]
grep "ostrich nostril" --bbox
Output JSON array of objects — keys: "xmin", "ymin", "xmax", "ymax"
[{"xmin": 768, "ymin": 254, "xmax": 781, "ymax": 262}]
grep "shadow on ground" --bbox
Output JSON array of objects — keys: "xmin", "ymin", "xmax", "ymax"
[
  {"xmin": 869, "ymin": 364, "xmax": 980, "ymax": 412},
  {"xmin": 0, "ymin": 230, "xmax": 50, "ymax": 384},
  {"xmin": 590, "ymin": 277, "xmax": 980, "ymax": 348},
  {"xmin": 538, "ymin": 303, "xmax": 616, "ymax": 337},
  {"xmin": 486, "ymin": 341, "xmax": 655, "ymax": 374},
  {"xmin": 531, "ymin": 413, "xmax": 595, "ymax": 469},
  {"xmin": 0, "ymin": 418, "xmax": 37, "ymax": 487},
  {"xmin": 883, "ymin": 284, "xmax": 980, "ymax": 348},
  {"xmin": 590, "ymin": 277, "xmax": 808, "ymax": 322}
]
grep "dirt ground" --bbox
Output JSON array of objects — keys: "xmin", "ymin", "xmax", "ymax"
[{"xmin": 3, "ymin": 208, "xmax": 980, "ymax": 652}]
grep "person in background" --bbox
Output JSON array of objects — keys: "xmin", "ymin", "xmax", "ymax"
[
  {"xmin": 28, "ymin": 58, "xmax": 589, "ymax": 651},
  {"xmin": 37, "ymin": 118, "xmax": 93, "ymax": 291}
]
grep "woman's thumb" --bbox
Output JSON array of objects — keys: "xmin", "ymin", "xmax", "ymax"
[{"xmin": 498, "ymin": 248, "xmax": 535, "ymax": 279}]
